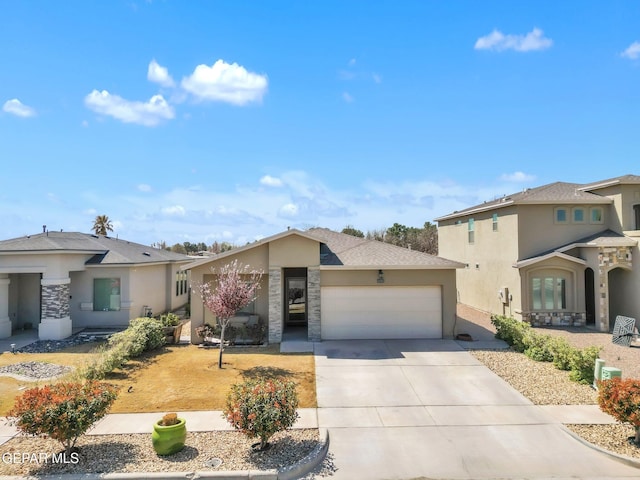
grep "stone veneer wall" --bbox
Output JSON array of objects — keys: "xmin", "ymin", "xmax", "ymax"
[
  {"xmin": 524, "ymin": 311, "xmax": 585, "ymax": 327},
  {"xmin": 268, "ymin": 268, "xmax": 282, "ymax": 343},
  {"xmin": 41, "ymin": 283, "xmax": 70, "ymax": 319},
  {"xmin": 598, "ymin": 246, "xmax": 633, "ymax": 332},
  {"xmin": 307, "ymin": 267, "xmax": 321, "ymax": 341}
]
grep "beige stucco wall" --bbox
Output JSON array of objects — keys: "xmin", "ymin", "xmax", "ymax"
[
  {"xmin": 591, "ymin": 184, "xmax": 640, "ymax": 232},
  {"xmin": 268, "ymin": 235, "xmax": 320, "ymax": 267},
  {"xmin": 320, "ymin": 268, "xmax": 458, "ymax": 338},
  {"xmin": 517, "ymin": 204, "xmax": 612, "ymax": 259},
  {"xmin": 438, "ymin": 206, "xmax": 521, "ymax": 319}
]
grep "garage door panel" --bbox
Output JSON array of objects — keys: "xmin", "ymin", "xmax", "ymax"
[{"xmin": 321, "ymin": 286, "xmax": 442, "ymax": 340}]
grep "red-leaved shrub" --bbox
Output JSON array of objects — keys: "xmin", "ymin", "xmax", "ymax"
[
  {"xmin": 224, "ymin": 378, "xmax": 299, "ymax": 450},
  {"xmin": 598, "ymin": 377, "xmax": 640, "ymax": 444},
  {"xmin": 9, "ymin": 381, "xmax": 118, "ymax": 455}
]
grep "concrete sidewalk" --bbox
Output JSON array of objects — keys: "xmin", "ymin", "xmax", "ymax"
[{"xmin": 0, "ymin": 409, "xmax": 319, "ymax": 446}]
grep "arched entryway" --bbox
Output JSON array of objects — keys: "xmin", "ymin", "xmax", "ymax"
[{"xmin": 608, "ymin": 266, "xmax": 633, "ymax": 332}]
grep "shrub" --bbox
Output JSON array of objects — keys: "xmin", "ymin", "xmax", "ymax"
[
  {"xmin": 9, "ymin": 381, "xmax": 118, "ymax": 456},
  {"xmin": 523, "ymin": 331, "xmax": 554, "ymax": 362},
  {"xmin": 224, "ymin": 378, "xmax": 299, "ymax": 451},
  {"xmin": 547, "ymin": 336, "xmax": 576, "ymax": 371},
  {"xmin": 569, "ymin": 346, "xmax": 601, "ymax": 384},
  {"xmin": 598, "ymin": 377, "xmax": 640, "ymax": 444},
  {"xmin": 491, "ymin": 315, "xmax": 530, "ymax": 352},
  {"xmin": 160, "ymin": 313, "xmax": 181, "ymax": 327},
  {"xmin": 81, "ymin": 317, "xmax": 165, "ymax": 380}
]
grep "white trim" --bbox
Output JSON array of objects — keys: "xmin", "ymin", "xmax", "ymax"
[
  {"xmin": 41, "ymin": 277, "xmax": 71, "ymax": 286},
  {"xmin": 514, "ymin": 252, "xmax": 587, "ymax": 269}
]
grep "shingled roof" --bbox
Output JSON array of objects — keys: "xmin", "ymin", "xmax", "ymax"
[
  {"xmin": 0, "ymin": 231, "xmax": 191, "ymax": 265},
  {"xmin": 309, "ymin": 228, "xmax": 464, "ymax": 269},
  {"xmin": 435, "ymin": 180, "xmax": 615, "ymax": 222}
]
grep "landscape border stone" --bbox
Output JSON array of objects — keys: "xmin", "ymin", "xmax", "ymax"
[{"xmin": 560, "ymin": 424, "xmax": 640, "ymax": 469}]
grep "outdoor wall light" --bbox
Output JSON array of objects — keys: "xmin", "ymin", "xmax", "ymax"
[{"xmin": 377, "ymin": 269, "xmax": 385, "ymax": 283}]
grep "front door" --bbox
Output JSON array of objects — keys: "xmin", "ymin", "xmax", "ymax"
[{"xmin": 286, "ymin": 277, "xmax": 307, "ymax": 325}]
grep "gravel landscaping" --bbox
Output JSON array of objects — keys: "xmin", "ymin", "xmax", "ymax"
[{"xmin": 0, "ymin": 429, "xmax": 320, "ymax": 477}]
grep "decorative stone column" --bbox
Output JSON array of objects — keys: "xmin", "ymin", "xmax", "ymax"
[
  {"xmin": 598, "ymin": 246, "xmax": 633, "ymax": 332},
  {"xmin": 39, "ymin": 277, "xmax": 72, "ymax": 340},
  {"xmin": 0, "ymin": 277, "xmax": 11, "ymax": 339},
  {"xmin": 268, "ymin": 268, "xmax": 282, "ymax": 343},
  {"xmin": 307, "ymin": 267, "xmax": 321, "ymax": 341}
]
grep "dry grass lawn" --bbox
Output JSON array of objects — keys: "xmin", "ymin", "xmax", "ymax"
[{"xmin": 0, "ymin": 343, "xmax": 316, "ymax": 415}]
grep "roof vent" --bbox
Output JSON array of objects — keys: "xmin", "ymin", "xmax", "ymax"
[{"xmin": 142, "ymin": 252, "xmax": 151, "ymax": 257}]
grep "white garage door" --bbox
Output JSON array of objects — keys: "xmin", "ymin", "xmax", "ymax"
[{"xmin": 320, "ymin": 286, "xmax": 442, "ymax": 340}]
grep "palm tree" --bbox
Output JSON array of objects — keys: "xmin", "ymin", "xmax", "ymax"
[{"xmin": 92, "ymin": 215, "xmax": 114, "ymax": 236}]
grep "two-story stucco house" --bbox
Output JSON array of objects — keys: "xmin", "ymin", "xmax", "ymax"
[
  {"xmin": 435, "ymin": 175, "xmax": 640, "ymax": 332},
  {"xmin": 186, "ymin": 227, "xmax": 464, "ymax": 343},
  {"xmin": 0, "ymin": 231, "xmax": 192, "ymax": 340}
]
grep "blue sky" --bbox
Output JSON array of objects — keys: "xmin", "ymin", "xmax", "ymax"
[{"xmin": 2, "ymin": 1, "xmax": 639, "ymax": 247}]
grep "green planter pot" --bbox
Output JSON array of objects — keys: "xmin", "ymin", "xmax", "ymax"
[{"xmin": 152, "ymin": 418, "xmax": 187, "ymax": 455}]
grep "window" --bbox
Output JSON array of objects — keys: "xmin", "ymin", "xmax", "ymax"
[
  {"xmin": 572, "ymin": 208, "xmax": 585, "ymax": 223},
  {"xmin": 176, "ymin": 271, "xmax": 188, "ymax": 296},
  {"xmin": 492, "ymin": 213, "xmax": 498, "ymax": 232},
  {"xmin": 94, "ymin": 278, "xmax": 120, "ymax": 311},
  {"xmin": 531, "ymin": 276, "xmax": 566, "ymax": 311},
  {"xmin": 590, "ymin": 207, "xmax": 603, "ymax": 224},
  {"xmin": 554, "ymin": 207, "xmax": 567, "ymax": 224},
  {"xmin": 468, "ymin": 218, "xmax": 475, "ymax": 244},
  {"xmin": 635, "ymin": 204, "xmax": 640, "ymax": 230}
]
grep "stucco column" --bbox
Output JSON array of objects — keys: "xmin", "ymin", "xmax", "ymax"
[
  {"xmin": 268, "ymin": 268, "xmax": 282, "ymax": 343},
  {"xmin": 39, "ymin": 277, "xmax": 72, "ymax": 340},
  {"xmin": 307, "ymin": 267, "xmax": 321, "ymax": 341},
  {"xmin": 0, "ymin": 277, "xmax": 11, "ymax": 339}
]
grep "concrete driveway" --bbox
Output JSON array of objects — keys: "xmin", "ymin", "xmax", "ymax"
[{"xmin": 313, "ymin": 339, "xmax": 640, "ymax": 480}]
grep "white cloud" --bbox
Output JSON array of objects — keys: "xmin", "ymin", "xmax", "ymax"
[
  {"xmin": 260, "ymin": 175, "xmax": 283, "ymax": 187},
  {"xmin": 500, "ymin": 171, "xmax": 536, "ymax": 182},
  {"xmin": 137, "ymin": 184, "xmax": 152, "ymax": 192},
  {"xmin": 621, "ymin": 41, "xmax": 640, "ymax": 59},
  {"xmin": 372, "ymin": 73, "xmax": 382, "ymax": 84},
  {"xmin": 181, "ymin": 59, "xmax": 268, "ymax": 105},
  {"xmin": 279, "ymin": 203, "xmax": 299, "ymax": 218},
  {"xmin": 147, "ymin": 59, "xmax": 175, "ymax": 87},
  {"xmin": 84, "ymin": 90, "xmax": 175, "ymax": 126},
  {"xmin": 3, "ymin": 98, "xmax": 36, "ymax": 117},
  {"xmin": 161, "ymin": 205, "xmax": 186, "ymax": 216},
  {"xmin": 474, "ymin": 28, "xmax": 553, "ymax": 52},
  {"xmin": 342, "ymin": 92, "xmax": 354, "ymax": 103}
]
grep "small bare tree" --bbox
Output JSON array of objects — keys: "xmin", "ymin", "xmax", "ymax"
[{"xmin": 197, "ymin": 260, "xmax": 263, "ymax": 368}]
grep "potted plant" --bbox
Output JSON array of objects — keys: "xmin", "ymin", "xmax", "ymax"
[
  {"xmin": 152, "ymin": 412, "xmax": 187, "ymax": 455},
  {"xmin": 159, "ymin": 313, "xmax": 183, "ymax": 344}
]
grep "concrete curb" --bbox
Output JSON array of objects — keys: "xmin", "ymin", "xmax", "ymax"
[
  {"xmin": 560, "ymin": 424, "xmax": 640, "ymax": 469},
  {"xmin": 0, "ymin": 429, "xmax": 329, "ymax": 480}
]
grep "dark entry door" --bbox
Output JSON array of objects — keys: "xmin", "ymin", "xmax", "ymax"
[
  {"xmin": 287, "ymin": 277, "xmax": 307, "ymax": 325},
  {"xmin": 585, "ymin": 268, "xmax": 595, "ymax": 325}
]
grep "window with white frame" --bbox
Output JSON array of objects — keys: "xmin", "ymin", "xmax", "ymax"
[
  {"xmin": 531, "ymin": 276, "xmax": 566, "ymax": 311},
  {"xmin": 572, "ymin": 207, "xmax": 585, "ymax": 223},
  {"xmin": 590, "ymin": 207, "xmax": 604, "ymax": 224},
  {"xmin": 554, "ymin": 207, "xmax": 568, "ymax": 224},
  {"xmin": 94, "ymin": 278, "xmax": 121, "ymax": 311},
  {"xmin": 468, "ymin": 218, "xmax": 475, "ymax": 243}
]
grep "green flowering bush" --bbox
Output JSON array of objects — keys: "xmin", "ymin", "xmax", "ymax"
[
  {"xmin": 569, "ymin": 345, "xmax": 601, "ymax": 384},
  {"xmin": 9, "ymin": 381, "xmax": 118, "ymax": 456},
  {"xmin": 491, "ymin": 315, "xmax": 531, "ymax": 352},
  {"xmin": 522, "ymin": 331, "xmax": 554, "ymax": 362},
  {"xmin": 224, "ymin": 378, "xmax": 299, "ymax": 451}
]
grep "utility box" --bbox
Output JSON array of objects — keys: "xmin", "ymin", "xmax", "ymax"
[{"xmin": 601, "ymin": 367, "xmax": 622, "ymax": 380}]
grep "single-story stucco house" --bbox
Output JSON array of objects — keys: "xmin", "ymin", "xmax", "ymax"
[
  {"xmin": 0, "ymin": 231, "xmax": 192, "ymax": 340},
  {"xmin": 186, "ymin": 227, "xmax": 464, "ymax": 343}
]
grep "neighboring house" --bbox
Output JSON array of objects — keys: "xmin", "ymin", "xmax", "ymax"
[
  {"xmin": 186, "ymin": 227, "xmax": 464, "ymax": 343},
  {"xmin": 435, "ymin": 174, "xmax": 640, "ymax": 332},
  {"xmin": 0, "ymin": 231, "xmax": 192, "ymax": 340}
]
